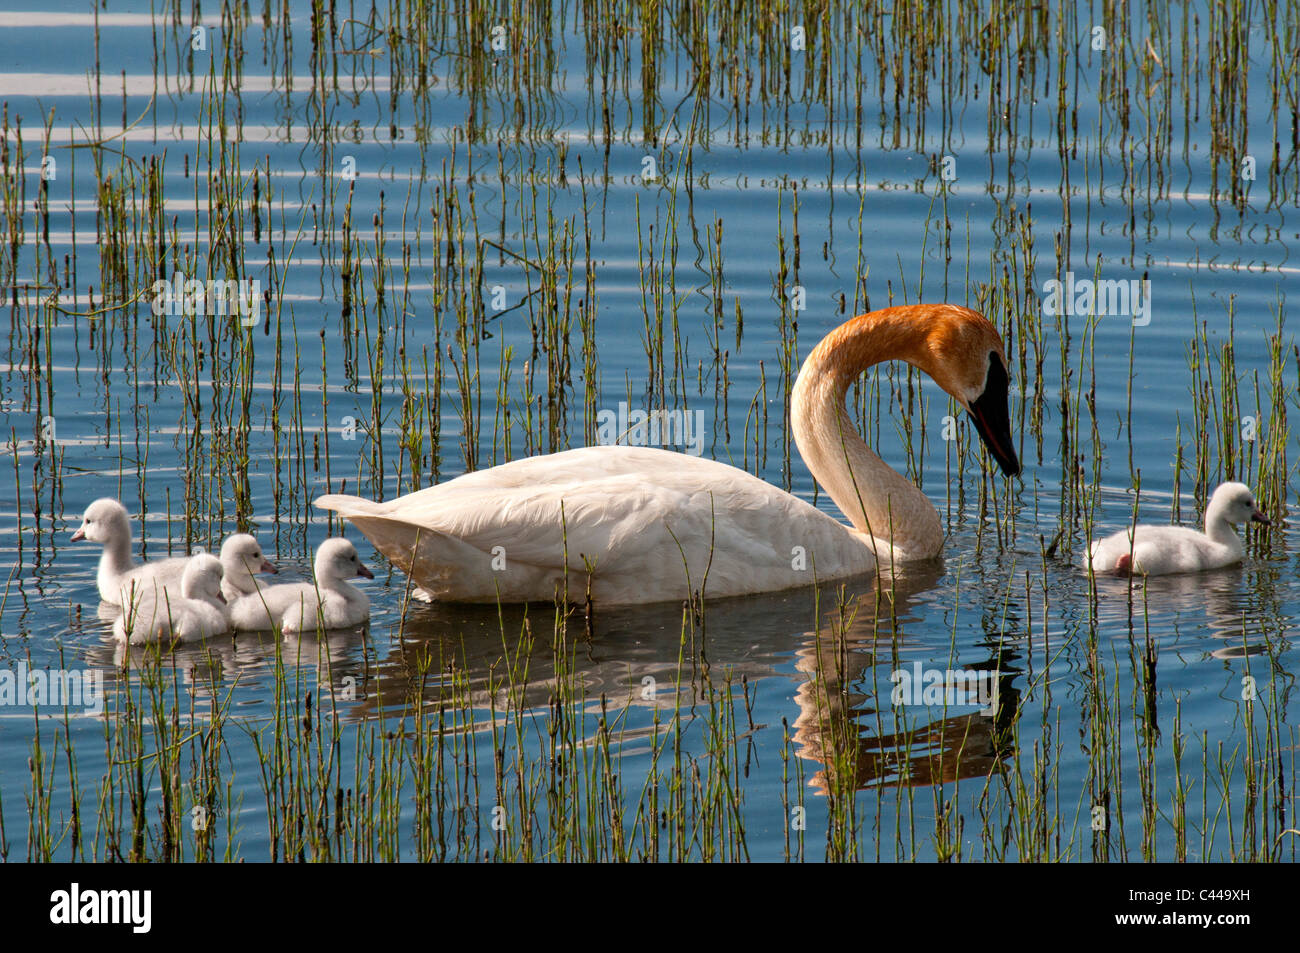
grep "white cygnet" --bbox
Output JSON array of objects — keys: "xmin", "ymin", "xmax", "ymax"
[
  {"xmin": 229, "ymin": 538, "xmax": 373, "ymax": 633},
  {"xmin": 1084, "ymin": 481, "xmax": 1271, "ymax": 576},
  {"xmin": 72, "ymin": 498, "xmax": 142, "ymax": 605},
  {"xmin": 112, "ymin": 553, "xmax": 230, "ymax": 645}
]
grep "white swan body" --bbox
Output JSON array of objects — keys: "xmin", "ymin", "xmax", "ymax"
[
  {"xmin": 71, "ymin": 498, "xmax": 277, "ymax": 604},
  {"xmin": 316, "ymin": 305, "xmax": 1021, "ymax": 605},
  {"xmin": 113, "ymin": 553, "xmax": 229, "ymax": 645},
  {"xmin": 1084, "ymin": 482, "xmax": 1270, "ymax": 576},
  {"xmin": 229, "ymin": 538, "xmax": 373, "ymax": 633},
  {"xmin": 320, "ymin": 446, "xmax": 882, "ymax": 603}
]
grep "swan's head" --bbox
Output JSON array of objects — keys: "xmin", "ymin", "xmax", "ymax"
[
  {"xmin": 1208, "ymin": 482, "xmax": 1270, "ymax": 527},
  {"xmin": 71, "ymin": 498, "xmax": 131, "ymax": 544},
  {"xmin": 315, "ymin": 538, "xmax": 375, "ymax": 584},
  {"xmin": 182, "ymin": 553, "xmax": 226, "ymax": 604},
  {"xmin": 220, "ymin": 533, "xmax": 277, "ymax": 576},
  {"xmin": 920, "ymin": 309, "xmax": 1021, "ymax": 477}
]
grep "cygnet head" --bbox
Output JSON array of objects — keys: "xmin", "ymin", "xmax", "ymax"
[
  {"xmin": 1208, "ymin": 482, "xmax": 1270, "ymax": 527},
  {"xmin": 314, "ymin": 538, "xmax": 374, "ymax": 585},
  {"xmin": 182, "ymin": 553, "xmax": 226, "ymax": 603},
  {"xmin": 220, "ymin": 533, "xmax": 277, "ymax": 577},
  {"xmin": 71, "ymin": 498, "xmax": 131, "ymax": 544}
]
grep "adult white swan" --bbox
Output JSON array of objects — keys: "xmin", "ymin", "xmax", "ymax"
[{"xmin": 315, "ymin": 304, "xmax": 1021, "ymax": 604}]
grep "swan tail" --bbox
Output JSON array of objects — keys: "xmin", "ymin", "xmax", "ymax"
[
  {"xmin": 315, "ymin": 494, "xmax": 514, "ymax": 600},
  {"xmin": 314, "ymin": 493, "xmax": 387, "ymax": 517},
  {"xmin": 318, "ymin": 510, "xmax": 486, "ymax": 601}
]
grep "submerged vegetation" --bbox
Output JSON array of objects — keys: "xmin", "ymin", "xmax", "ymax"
[{"xmin": 0, "ymin": 0, "xmax": 1297, "ymax": 861}]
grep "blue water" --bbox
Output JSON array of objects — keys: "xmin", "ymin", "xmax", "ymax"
[{"xmin": 0, "ymin": 1, "xmax": 1296, "ymax": 860}]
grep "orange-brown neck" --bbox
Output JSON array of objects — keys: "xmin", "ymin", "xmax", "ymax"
[{"xmin": 790, "ymin": 305, "xmax": 981, "ymax": 561}]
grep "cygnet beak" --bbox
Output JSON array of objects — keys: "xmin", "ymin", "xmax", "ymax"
[
  {"xmin": 1250, "ymin": 509, "xmax": 1271, "ymax": 526},
  {"xmin": 71, "ymin": 527, "xmax": 85, "ymax": 541},
  {"xmin": 260, "ymin": 559, "xmax": 278, "ymax": 574},
  {"xmin": 356, "ymin": 564, "xmax": 374, "ymax": 579}
]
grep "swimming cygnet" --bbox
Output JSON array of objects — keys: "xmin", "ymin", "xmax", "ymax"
[
  {"xmin": 112, "ymin": 553, "xmax": 230, "ymax": 645},
  {"xmin": 229, "ymin": 538, "xmax": 373, "ymax": 633},
  {"xmin": 72, "ymin": 498, "xmax": 142, "ymax": 605},
  {"xmin": 71, "ymin": 498, "xmax": 276, "ymax": 604},
  {"xmin": 1084, "ymin": 482, "xmax": 1271, "ymax": 576}
]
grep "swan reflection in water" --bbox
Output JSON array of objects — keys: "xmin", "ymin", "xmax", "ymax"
[
  {"xmin": 78, "ymin": 560, "xmax": 1022, "ymax": 795},
  {"xmin": 788, "ymin": 562, "xmax": 1022, "ymax": 794},
  {"xmin": 1090, "ymin": 564, "xmax": 1276, "ymax": 659},
  {"xmin": 263, "ymin": 568, "xmax": 1025, "ymax": 794}
]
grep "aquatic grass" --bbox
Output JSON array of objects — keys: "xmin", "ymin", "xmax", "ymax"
[{"xmin": 0, "ymin": 0, "xmax": 1297, "ymax": 864}]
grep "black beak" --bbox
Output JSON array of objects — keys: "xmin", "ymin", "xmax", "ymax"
[
  {"xmin": 1251, "ymin": 509, "xmax": 1271, "ymax": 526},
  {"xmin": 967, "ymin": 354, "xmax": 1021, "ymax": 477}
]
